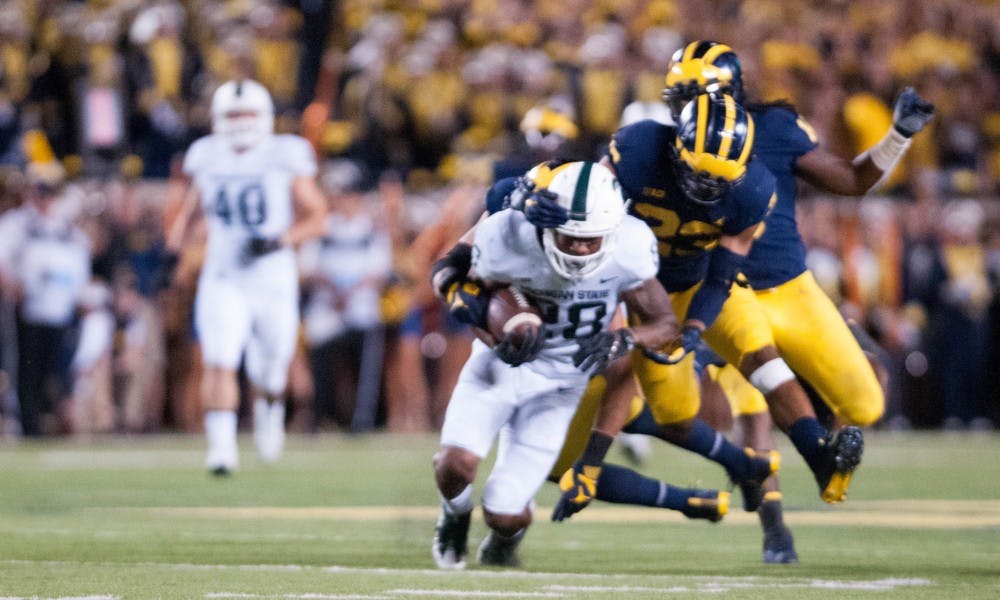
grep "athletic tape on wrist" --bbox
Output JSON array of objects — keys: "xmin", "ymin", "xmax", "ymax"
[
  {"xmin": 866, "ymin": 127, "xmax": 912, "ymax": 172},
  {"xmin": 748, "ymin": 357, "xmax": 796, "ymax": 396}
]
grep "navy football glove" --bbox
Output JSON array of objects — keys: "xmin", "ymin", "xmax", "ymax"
[
  {"xmin": 892, "ymin": 87, "xmax": 935, "ymax": 137},
  {"xmin": 551, "ymin": 462, "xmax": 601, "ymax": 522},
  {"xmin": 494, "ymin": 326, "xmax": 545, "ymax": 366},
  {"xmin": 509, "ymin": 179, "xmax": 569, "ymax": 228},
  {"xmin": 444, "ymin": 280, "xmax": 492, "ymax": 330},
  {"xmin": 573, "ymin": 329, "xmax": 635, "ymax": 373}
]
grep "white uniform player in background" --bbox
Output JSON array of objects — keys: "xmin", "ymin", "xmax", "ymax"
[
  {"xmin": 167, "ymin": 79, "xmax": 326, "ymax": 475},
  {"xmin": 430, "ymin": 161, "xmax": 682, "ymax": 568}
]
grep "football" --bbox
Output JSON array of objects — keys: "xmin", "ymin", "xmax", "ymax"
[{"xmin": 487, "ymin": 286, "xmax": 543, "ymax": 345}]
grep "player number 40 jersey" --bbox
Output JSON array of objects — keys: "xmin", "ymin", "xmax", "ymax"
[
  {"xmin": 472, "ymin": 209, "xmax": 659, "ymax": 375},
  {"xmin": 183, "ymin": 133, "xmax": 317, "ymax": 273}
]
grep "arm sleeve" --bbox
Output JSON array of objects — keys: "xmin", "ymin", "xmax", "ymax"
[{"xmin": 685, "ymin": 246, "xmax": 747, "ymax": 328}]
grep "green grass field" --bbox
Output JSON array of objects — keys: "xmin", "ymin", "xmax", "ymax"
[{"xmin": 1, "ymin": 431, "xmax": 998, "ymax": 599}]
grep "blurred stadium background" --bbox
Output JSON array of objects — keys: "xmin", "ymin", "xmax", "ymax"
[{"xmin": 0, "ymin": 0, "xmax": 998, "ymax": 438}]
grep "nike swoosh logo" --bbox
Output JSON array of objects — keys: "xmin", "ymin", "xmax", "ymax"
[{"xmin": 599, "ymin": 276, "xmax": 618, "ymax": 284}]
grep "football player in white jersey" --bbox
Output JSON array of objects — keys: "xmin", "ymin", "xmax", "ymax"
[
  {"xmin": 166, "ymin": 79, "xmax": 326, "ymax": 475},
  {"xmin": 430, "ymin": 161, "xmax": 683, "ymax": 568}
]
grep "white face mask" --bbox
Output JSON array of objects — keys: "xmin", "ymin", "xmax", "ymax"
[
  {"xmin": 542, "ymin": 229, "xmax": 616, "ymax": 280},
  {"xmin": 215, "ymin": 110, "xmax": 273, "ymax": 151}
]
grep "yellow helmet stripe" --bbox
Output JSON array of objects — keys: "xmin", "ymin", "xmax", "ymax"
[
  {"xmin": 718, "ymin": 95, "xmax": 736, "ymax": 159},
  {"xmin": 695, "ymin": 94, "xmax": 709, "ymax": 154},
  {"xmin": 682, "ymin": 41, "xmax": 701, "ymax": 62},
  {"xmin": 738, "ymin": 113, "xmax": 755, "ymax": 165},
  {"xmin": 702, "ymin": 43, "xmax": 733, "ymax": 65},
  {"xmin": 531, "ymin": 161, "xmax": 576, "ymax": 189}
]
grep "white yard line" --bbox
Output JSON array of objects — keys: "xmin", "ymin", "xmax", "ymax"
[{"xmin": 0, "ymin": 559, "xmax": 937, "ymax": 591}]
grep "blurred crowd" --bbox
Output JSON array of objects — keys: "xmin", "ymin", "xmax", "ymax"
[{"xmin": 0, "ymin": 0, "xmax": 998, "ymax": 437}]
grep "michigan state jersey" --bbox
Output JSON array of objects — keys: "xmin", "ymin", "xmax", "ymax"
[
  {"xmin": 742, "ymin": 106, "xmax": 819, "ymax": 289},
  {"xmin": 471, "ymin": 208, "xmax": 658, "ymax": 375},
  {"xmin": 183, "ymin": 133, "xmax": 317, "ymax": 274},
  {"xmin": 608, "ymin": 119, "xmax": 776, "ymax": 292}
]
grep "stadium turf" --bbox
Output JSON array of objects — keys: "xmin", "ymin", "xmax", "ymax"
[{"xmin": 0, "ymin": 431, "xmax": 998, "ymax": 598}]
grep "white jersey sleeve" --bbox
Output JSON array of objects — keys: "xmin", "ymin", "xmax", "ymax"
[
  {"xmin": 275, "ymin": 134, "xmax": 318, "ymax": 178},
  {"xmin": 470, "ymin": 209, "xmax": 535, "ymax": 284},
  {"xmin": 610, "ymin": 215, "xmax": 660, "ymax": 291}
]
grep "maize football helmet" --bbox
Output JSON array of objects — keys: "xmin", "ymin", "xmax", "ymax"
[
  {"xmin": 211, "ymin": 79, "xmax": 275, "ymax": 150},
  {"xmin": 527, "ymin": 161, "xmax": 627, "ymax": 280},
  {"xmin": 520, "ymin": 97, "xmax": 579, "ymax": 154},
  {"xmin": 663, "ymin": 41, "xmax": 744, "ymax": 115},
  {"xmin": 674, "ymin": 94, "xmax": 755, "ymax": 205}
]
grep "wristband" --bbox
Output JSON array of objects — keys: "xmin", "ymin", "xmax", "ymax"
[{"xmin": 865, "ymin": 127, "xmax": 912, "ymax": 172}]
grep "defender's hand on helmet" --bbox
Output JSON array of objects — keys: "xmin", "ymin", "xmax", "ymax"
[
  {"xmin": 510, "ymin": 179, "xmax": 568, "ymax": 228},
  {"xmin": 892, "ymin": 87, "xmax": 935, "ymax": 137}
]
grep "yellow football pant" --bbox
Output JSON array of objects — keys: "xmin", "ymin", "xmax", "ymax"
[
  {"xmin": 633, "ymin": 282, "xmax": 776, "ymax": 425},
  {"xmin": 752, "ymin": 271, "xmax": 884, "ymax": 426}
]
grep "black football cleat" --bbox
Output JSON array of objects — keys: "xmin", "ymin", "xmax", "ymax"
[
  {"xmin": 817, "ymin": 426, "xmax": 864, "ymax": 503},
  {"xmin": 432, "ymin": 509, "xmax": 471, "ymax": 569},
  {"xmin": 681, "ymin": 490, "xmax": 729, "ymax": 523},
  {"xmin": 477, "ymin": 529, "xmax": 523, "ymax": 567},
  {"xmin": 763, "ymin": 523, "xmax": 799, "ymax": 564},
  {"xmin": 733, "ymin": 449, "xmax": 780, "ymax": 512},
  {"xmin": 209, "ymin": 465, "xmax": 232, "ymax": 478}
]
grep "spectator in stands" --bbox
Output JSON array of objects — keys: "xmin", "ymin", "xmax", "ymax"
[
  {"xmin": 0, "ymin": 162, "xmax": 91, "ymax": 435},
  {"xmin": 928, "ymin": 200, "xmax": 993, "ymax": 429},
  {"xmin": 301, "ymin": 160, "xmax": 392, "ymax": 432}
]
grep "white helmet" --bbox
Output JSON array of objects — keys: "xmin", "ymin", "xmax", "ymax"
[
  {"xmin": 211, "ymin": 79, "xmax": 274, "ymax": 150},
  {"xmin": 530, "ymin": 161, "xmax": 627, "ymax": 280}
]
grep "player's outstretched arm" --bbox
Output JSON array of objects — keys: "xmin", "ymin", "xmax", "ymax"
[
  {"xmin": 682, "ymin": 225, "xmax": 753, "ymax": 337},
  {"xmin": 796, "ymin": 87, "xmax": 935, "ymax": 195}
]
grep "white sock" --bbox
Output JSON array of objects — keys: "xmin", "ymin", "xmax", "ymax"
[
  {"xmin": 442, "ymin": 484, "xmax": 474, "ymax": 516},
  {"xmin": 267, "ymin": 402, "xmax": 286, "ymax": 462},
  {"xmin": 253, "ymin": 398, "xmax": 269, "ymax": 456},
  {"xmin": 205, "ymin": 410, "xmax": 238, "ymax": 469}
]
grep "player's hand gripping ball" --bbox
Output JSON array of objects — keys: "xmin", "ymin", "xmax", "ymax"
[{"xmin": 488, "ymin": 287, "xmax": 544, "ymax": 366}]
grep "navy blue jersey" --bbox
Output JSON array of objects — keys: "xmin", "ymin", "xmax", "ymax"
[
  {"xmin": 609, "ymin": 120, "xmax": 776, "ymax": 292},
  {"xmin": 743, "ymin": 106, "xmax": 819, "ymax": 289}
]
